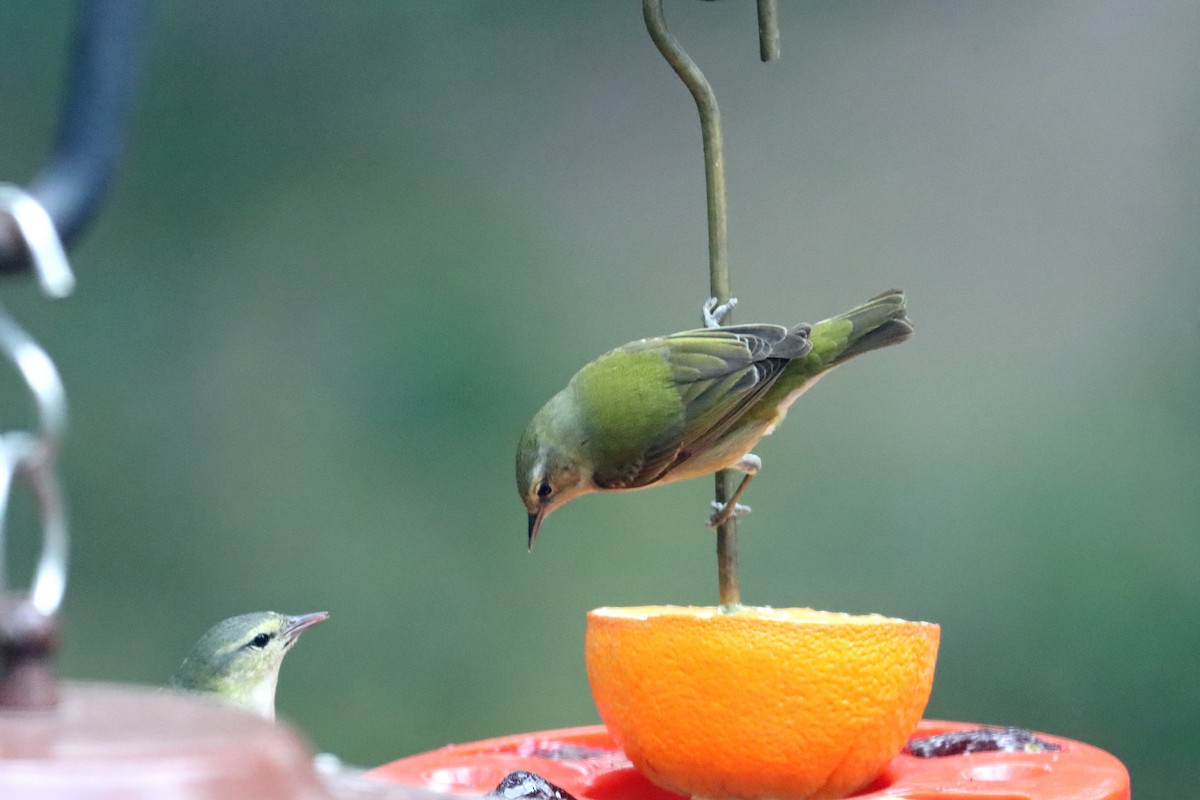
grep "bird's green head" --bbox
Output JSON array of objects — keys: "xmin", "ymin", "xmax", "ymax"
[
  {"xmin": 170, "ymin": 610, "xmax": 328, "ymax": 719},
  {"xmin": 516, "ymin": 392, "xmax": 592, "ymax": 549}
]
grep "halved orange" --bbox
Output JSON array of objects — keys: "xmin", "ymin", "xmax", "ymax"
[{"xmin": 585, "ymin": 606, "xmax": 939, "ymax": 800}]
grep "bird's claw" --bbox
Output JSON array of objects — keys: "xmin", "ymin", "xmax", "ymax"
[
  {"xmin": 708, "ymin": 500, "xmax": 751, "ymax": 528},
  {"xmin": 702, "ymin": 296, "xmax": 738, "ymax": 329},
  {"xmin": 733, "ymin": 453, "xmax": 761, "ymax": 475}
]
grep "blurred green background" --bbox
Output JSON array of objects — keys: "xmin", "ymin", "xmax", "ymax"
[{"xmin": 1, "ymin": 1, "xmax": 1196, "ymax": 796}]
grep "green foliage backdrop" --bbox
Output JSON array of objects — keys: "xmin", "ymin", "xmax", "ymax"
[{"xmin": 2, "ymin": 2, "xmax": 1196, "ymax": 796}]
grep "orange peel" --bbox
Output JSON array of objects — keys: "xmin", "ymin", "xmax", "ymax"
[{"xmin": 585, "ymin": 605, "xmax": 940, "ymax": 800}]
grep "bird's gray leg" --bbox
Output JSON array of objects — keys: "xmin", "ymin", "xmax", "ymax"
[
  {"xmin": 702, "ymin": 296, "xmax": 738, "ymax": 329},
  {"xmin": 707, "ymin": 454, "xmax": 760, "ymax": 527}
]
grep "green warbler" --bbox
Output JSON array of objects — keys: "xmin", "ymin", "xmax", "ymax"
[
  {"xmin": 170, "ymin": 610, "xmax": 328, "ymax": 719},
  {"xmin": 516, "ymin": 290, "xmax": 912, "ymax": 547}
]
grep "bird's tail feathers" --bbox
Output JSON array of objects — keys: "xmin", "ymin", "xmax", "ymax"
[{"xmin": 819, "ymin": 289, "xmax": 913, "ymax": 367}]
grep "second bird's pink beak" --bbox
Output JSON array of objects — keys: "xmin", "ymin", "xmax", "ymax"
[{"xmin": 283, "ymin": 611, "xmax": 329, "ymax": 644}]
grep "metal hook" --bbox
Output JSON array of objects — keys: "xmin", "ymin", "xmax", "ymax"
[
  {"xmin": 0, "ymin": 186, "xmax": 72, "ymax": 609},
  {"xmin": 0, "ymin": 186, "xmax": 72, "ymax": 616},
  {"xmin": 643, "ymin": 0, "xmax": 781, "ymax": 610}
]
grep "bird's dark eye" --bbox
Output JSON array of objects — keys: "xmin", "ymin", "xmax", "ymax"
[
  {"xmin": 250, "ymin": 633, "xmax": 271, "ymax": 648},
  {"xmin": 537, "ymin": 480, "xmax": 553, "ymax": 499}
]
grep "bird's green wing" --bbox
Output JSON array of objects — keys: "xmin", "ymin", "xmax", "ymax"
[
  {"xmin": 659, "ymin": 325, "xmax": 809, "ymax": 457},
  {"xmin": 586, "ymin": 324, "xmax": 809, "ymax": 488}
]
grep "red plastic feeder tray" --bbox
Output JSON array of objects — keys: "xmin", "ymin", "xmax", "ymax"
[{"xmin": 369, "ymin": 720, "xmax": 1129, "ymax": 800}]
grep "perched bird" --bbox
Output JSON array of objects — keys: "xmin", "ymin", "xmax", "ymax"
[
  {"xmin": 170, "ymin": 610, "xmax": 328, "ymax": 719},
  {"xmin": 517, "ymin": 290, "xmax": 912, "ymax": 547}
]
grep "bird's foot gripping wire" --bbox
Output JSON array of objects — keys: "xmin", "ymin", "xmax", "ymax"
[
  {"xmin": 702, "ymin": 296, "xmax": 738, "ymax": 329},
  {"xmin": 732, "ymin": 453, "xmax": 761, "ymax": 475},
  {"xmin": 706, "ymin": 454, "xmax": 759, "ymax": 527},
  {"xmin": 708, "ymin": 499, "xmax": 751, "ymax": 528}
]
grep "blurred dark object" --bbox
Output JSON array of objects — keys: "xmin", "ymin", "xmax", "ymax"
[
  {"xmin": 0, "ymin": 0, "xmax": 148, "ymax": 275},
  {"xmin": 908, "ymin": 726, "xmax": 1064, "ymax": 758},
  {"xmin": 489, "ymin": 771, "xmax": 578, "ymax": 800},
  {"xmin": 0, "ymin": 595, "xmax": 59, "ymax": 709}
]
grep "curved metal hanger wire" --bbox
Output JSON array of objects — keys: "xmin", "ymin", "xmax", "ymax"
[
  {"xmin": 0, "ymin": 0, "xmax": 148, "ymax": 276},
  {"xmin": 641, "ymin": 0, "xmax": 780, "ymax": 610}
]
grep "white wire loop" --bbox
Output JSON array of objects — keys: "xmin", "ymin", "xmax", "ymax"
[{"xmin": 0, "ymin": 186, "xmax": 74, "ymax": 618}]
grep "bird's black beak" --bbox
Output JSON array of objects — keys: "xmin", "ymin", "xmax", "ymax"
[
  {"xmin": 528, "ymin": 509, "xmax": 546, "ymax": 551},
  {"xmin": 284, "ymin": 611, "xmax": 329, "ymax": 642}
]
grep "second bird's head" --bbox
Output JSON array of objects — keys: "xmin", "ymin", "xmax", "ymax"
[{"xmin": 171, "ymin": 610, "xmax": 328, "ymax": 719}]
